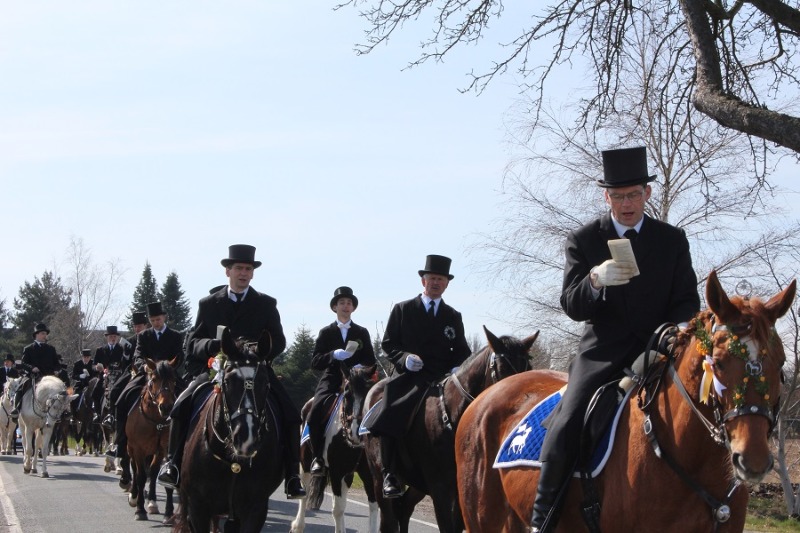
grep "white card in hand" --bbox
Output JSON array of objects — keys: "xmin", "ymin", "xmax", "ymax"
[
  {"xmin": 216, "ymin": 325, "xmax": 226, "ymax": 341},
  {"xmin": 608, "ymin": 239, "xmax": 640, "ymax": 277},
  {"xmin": 345, "ymin": 340, "xmax": 360, "ymax": 354}
]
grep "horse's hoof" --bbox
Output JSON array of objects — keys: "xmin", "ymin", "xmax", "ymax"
[
  {"xmin": 120, "ymin": 479, "xmax": 132, "ymax": 491},
  {"xmin": 162, "ymin": 515, "xmax": 175, "ymax": 526},
  {"xmin": 135, "ymin": 511, "xmax": 147, "ymax": 521},
  {"xmin": 23, "ymin": 468, "xmax": 30, "ymax": 474},
  {"xmin": 147, "ymin": 501, "xmax": 159, "ymax": 514},
  {"xmin": 41, "ymin": 472, "xmax": 49, "ymax": 479},
  {"xmin": 31, "ymin": 469, "xmax": 37, "ymax": 474},
  {"xmin": 103, "ymin": 464, "xmax": 111, "ymax": 473},
  {"xmin": 115, "ymin": 466, "xmax": 123, "ymax": 475},
  {"xmin": 128, "ymin": 494, "xmax": 137, "ymax": 507}
]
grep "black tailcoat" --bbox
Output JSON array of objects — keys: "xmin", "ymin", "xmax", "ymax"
[
  {"xmin": 94, "ymin": 343, "xmax": 128, "ymax": 370},
  {"xmin": 365, "ymin": 295, "xmax": 471, "ymax": 438},
  {"xmin": 21, "ymin": 342, "xmax": 61, "ymax": 376},
  {"xmin": 0, "ymin": 366, "xmax": 19, "ymax": 388},
  {"xmin": 541, "ymin": 213, "xmax": 700, "ymax": 462}
]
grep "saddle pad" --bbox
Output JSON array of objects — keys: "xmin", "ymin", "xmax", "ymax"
[
  {"xmin": 358, "ymin": 398, "xmax": 382, "ymax": 436},
  {"xmin": 493, "ymin": 387, "xmax": 633, "ymax": 478},
  {"xmin": 301, "ymin": 393, "xmax": 343, "ymax": 445}
]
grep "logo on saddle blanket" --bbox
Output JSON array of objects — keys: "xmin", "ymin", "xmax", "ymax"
[{"xmin": 493, "ymin": 387, "xmax": 632, "ymax": 478}]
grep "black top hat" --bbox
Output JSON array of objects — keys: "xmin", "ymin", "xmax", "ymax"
[
  {"xmin": 81, "ymin": 349, "xmax": 91, "ymax": 357},
  {"xmin": 597, "ymin": 146, "xmax": 656, "ymax": 188},
  {"xmin": 418, "ymin": 255, "xmax": 454, "ymax": 280},
  {"xmin": 132, "ymin": 311, "xmax": 148, "ymax": 325},
  {"xmin": 147, "ymin": 301, "xmax": 166, "ymax": 317},
  {"xmin": 4, "ymin": 353, "xmax": 14, "ymax": 363},
  {"xmin": 32, "ymin": 323, "xmax": 50, "ymax": 337},
  {"xmin": 104, "ymin": 325, "xmax": 119, "ymax": 336},
  {"xmin": 330, "ymin": 286, "xmax": 359, "ymax": 310},
  {"xmin": 221, "ymin": 244, "xmax": 262, "ymax": 269}
]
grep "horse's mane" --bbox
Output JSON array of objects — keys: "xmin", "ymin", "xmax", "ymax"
[{"xmin": 152, "ymin": 360, "xmax": 177, "ymax": 382}]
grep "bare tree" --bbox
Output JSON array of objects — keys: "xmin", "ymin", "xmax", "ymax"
[
  {"xmin": 59, "ymin": 236, "xmax": 126, "ymax": 361},
  {"xmin": 338, "ymin": 0, "xmax": 800, "ymax": 155}
]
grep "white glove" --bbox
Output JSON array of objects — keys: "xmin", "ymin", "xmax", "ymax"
[
  {"xmin": 405, "ymin": 354, "xmax": 424, "ymax": 372},
  {"xmin": 80, "ymin": 370, "xmax": 89, "ymax": 379},
  {"xmin": 591, "ymin": 260, "xmax": 636, "ymax": 288},
  {"xmin": 333, "ymin": 349, "xmax": 352, "ymax": 361}
]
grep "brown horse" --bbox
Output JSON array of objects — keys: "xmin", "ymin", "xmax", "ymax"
[
  {"xmin": 126, "ymin": 357, "xmax": 178, "ymax": 523},
  {"xmin": 291, "ymin": 364, "xmax": 379, "ymax": 533},
  {"xmin": 456, "ymin": 271, "xmax": 796, "ymax": 532},
  {"xmin": 363, "ymin": 327, "xmax": 539, "ymax": 532},
  {"xmin": 175, "ymin": 328, "xmax": 283, "ymax": 533}
]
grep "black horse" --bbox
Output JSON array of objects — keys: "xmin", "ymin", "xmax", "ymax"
[
  {"xmin": 292, "ymin": 364, "xmax": 379, "ymax": 532},
  {"xmin": 175, "ymin": 328, "xmax": 284, "ymax": 533},
  {"xmin": 72, "ymin": 377, "xmax": 103, "ymax": 456},
  {"xmin": 362, "ymin": 327, "xmax": 538, "ymax": 532}
]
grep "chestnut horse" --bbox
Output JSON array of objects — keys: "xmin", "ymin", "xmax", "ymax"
[
  {"xmin": 126, "ymin": 357, "xmax": 178, "ymax": 523},
  {"xmin": 175, "ymin": 328, "xmax": 283, "ymax": 533},
  {"xmin": 291, "ymin": 364, "xmax": 379, "ymax": 533},
  {"xmin": 363, "ymin": 327, "xmax": 539, "ymax": 532},
  {"xmin": 456, "ymin": 271, "xmax": 796, "ymax": 532}
]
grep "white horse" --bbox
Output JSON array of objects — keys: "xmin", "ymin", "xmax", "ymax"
[
  {"xmin": 0, "ymin": 379, "xmax": 20, "ymax": 454},
  {"xmin": 18, "ymin": 375, "xmax": 76, "ymax": 477}
]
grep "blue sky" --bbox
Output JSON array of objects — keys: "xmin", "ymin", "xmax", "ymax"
[{"xmin": 0, "ymin": 2, "xmax": 538, "ymax": 343}]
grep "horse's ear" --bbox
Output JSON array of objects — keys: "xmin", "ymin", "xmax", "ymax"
[
  {"xmin": 257, "ymin": 330, "xmax": 273, "ymax": 359},
  {"xmin": 168, "ymin": 356, "xmax": 180, "ymax": 368},
  {"xmin": 483, "ymin": 326, "xmax": 501, "ymax": 352},
  {"xmin": 220, "ymin": 327, "xmax": 237, "ymax": 358},
  {"xmin": 523, "ymin": 331, "xmax": 540, "ymax": 353},
  {"xmin": 706, "ymin": 270, "xmax": 737, "ymax": 321},
  {"xmin": 764, "ymin": 279, "xmax": 797, "ymax": 322},
  {"xmin": 145, "ymin": 358, "xmax": 156, "ymax": 372}
]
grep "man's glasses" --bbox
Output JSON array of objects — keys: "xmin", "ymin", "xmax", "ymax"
[{"xmin": 608, "ymin": 191, "xmax": 644, "ymax": 203}]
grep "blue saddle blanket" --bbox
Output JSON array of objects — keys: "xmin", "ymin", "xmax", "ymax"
[
  {"xmin": 301, "ymin": 393, "xmax": 343, "ymax": 445},
  {"xmin": 493, "ymin": 387, "xmax": 632, "ymax": 478}
]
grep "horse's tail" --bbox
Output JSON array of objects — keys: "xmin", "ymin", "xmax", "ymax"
[{"xmin": 306, "ymin": 473, "xmax": 328, "ymax": 510}]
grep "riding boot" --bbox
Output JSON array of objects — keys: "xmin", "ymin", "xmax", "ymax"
[
  {"xmin": 157, "ymin": 400, "xmax": 188, "ymax": 489},
  {"xmin": 530, "ymin": 459, "xmax": 571, "ymax": 533},
  {"xmin": 284, "ymin": 422, "xmax": 306, "ymax": 499},
  {"xmin": 309, "ymin": 423, "xmax": 326, "ymax": 476},
  {"xmin": 380, "ymin": 436, "xmax": 403, "ymax": 498},
  {"xmin": 106, "ymin": 401, "xmax": 128, "ymax": 458}
]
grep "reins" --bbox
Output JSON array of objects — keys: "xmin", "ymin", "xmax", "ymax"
[
  {"xmin": 635, "ymin": 317, "xmax": 765, "ymax": 531},
  {"xmin": 137, "ymin": 375, "xmax": 172, "ymax": 432}
]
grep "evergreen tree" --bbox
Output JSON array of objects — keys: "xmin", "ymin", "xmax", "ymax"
[
  {"xmin": 272, "ymin": 325, "xmax": 319, "ymax": 409},
  {"xmin": 159, "ymin": 271, "xmax": 193, "ymax": 331},
  {"xmin": 126, "ymin": 262, "xmax": 159, "ymax": 330},
  {"xmin": 12, "ymin": 271, "xmax": 72, "ymax": 335}
]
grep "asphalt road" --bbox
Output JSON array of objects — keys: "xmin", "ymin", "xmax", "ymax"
[{"xmin": 0, "ymin": 451, "xmax": 440, "ymax": 532}]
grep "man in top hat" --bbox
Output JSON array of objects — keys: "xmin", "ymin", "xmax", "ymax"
[
  {"xmin": 0, "ymin": 354, "xmax": 19, "ymax": 389},
  {"xmin": 93, "ymin": 325, "xmax": 130, "ymax": 426},
  {"xmin": 105, "ymin": 302, "xmax": 183, "ymax": 464},
  {"xmin": 157, "ymin": 244, "xmax": 306, "ymax": 499},
  {"xmin": 11, "ymin": 323, "xmax": 62, "ymax": 417},
  {"xmin": 72, "ymin": 349, "xmax": 97, "ymax": 395},
  {"xmin": 307, "ymin": 286, "xmax": 376, "ymax": 476},
  {"xmin": 363, "ymin": 254, "xmax": 471, "ymax": 498},
  {"xmin": 529, "ymin": 146, "xmax": 700, "ymax": 532},
  {"xmin": 101, "ymin": 311, "xmax": 151, "ymax": 427}
]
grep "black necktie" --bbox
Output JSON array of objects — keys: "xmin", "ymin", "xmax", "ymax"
[
  {"xmin": 234, "ymin": 292, "xmax": 244, "ymax": 303},
  {"xmin": 624, "ymin": 229, "xmax": 638, "ymax": 241},
  {"xmin": 427, "ymin": 300, "xmax": 436, "ymax": 318},
  {"xmin": 156, "ymin": 331, "xmax": 162, "ymax": 341}
]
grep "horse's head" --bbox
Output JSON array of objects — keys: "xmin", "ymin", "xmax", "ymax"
[
  {"xmin": 342, "ymin": 364, "xmax": 378, "ymax": 444},
  {"xmin": 481, "ymin": 326, "xmax": 539, "ymax": 385},
  {"xmin": 683, "ymin": 270, "xmax": 796, "ymax": 483},
  {"xmin": 144, "ymin": 357, "xmax": 179, "ymax": 419},
  {"xmin": 3, "ymin": 378, "xmax": 20, "ymax": 400},
  {"xmin": 217, "ymin": 327, "xmax": 273, "ymax": 459}
]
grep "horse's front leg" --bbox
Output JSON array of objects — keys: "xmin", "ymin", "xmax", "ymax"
[
  {"xmin": 146, "ymin": 456, "xmax": 160, "ymax": 515},
  {"xmin": 38, "ymin": 428, "xmax": 51, "ymax": 478},
  {"xmin": 331, "ymin": 476, "xmax": 348, "ymax": 533},
  {"xmin": 20, "ymin": 424, "xmax": 31, "ymax": 474},
  {"xmin": 163, "ymin": 487, "xmax": 175, "ymax": 525},
  {"xmin": 290, "ymin": 480, "xmax": 308, "ymax": 532}
]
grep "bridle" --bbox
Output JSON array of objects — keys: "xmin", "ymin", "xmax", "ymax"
[
  {"xmin": 637, "ymin": 316, "xmax": 779, "ymax": 530},
  {"xmin": 208, "ymin": 357, "xmax": 271, "ymax": 464},
  {"xmin": 139, "ymin": 371, "xmax": 174, "ymax": 431},
  {"xmin": 339, "ymin": 366, "xmax": 377, "ymax": 447},
  {"xmin": 439, "ymin": 345, "xmax": 532, "ymax": 431}
]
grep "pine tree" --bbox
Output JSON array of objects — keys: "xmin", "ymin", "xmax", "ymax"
[
  {"xmin": 159, "ymin": 271, "xmax": 193, "ymax": 331},
  {"xmin": 272, "ymin": 326, "xmax": 319, "ymax": 409},
  {"xmin": 126, "ymin": 262, "xmax": 159, "ymax": 330},
  {"xmin": 12, "ymin": 271, "xmax": 73, "ymax": 335}
]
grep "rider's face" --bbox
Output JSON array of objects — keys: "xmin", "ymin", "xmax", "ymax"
[
  {"xmin": 149, "ymin": 315, "xmax": 166, "ymax": 330},
  {"xmin": 421, "ymin": 274, "xmax": 449, "ymax": 299},
  {"xmin": 226, "ymin": 263, "xmax": 255, "ymax": 293}
]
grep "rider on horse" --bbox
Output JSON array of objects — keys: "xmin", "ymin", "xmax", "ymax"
[
  {"xmin": 530, "ymin": 147, "xmax": 701, "ymax": 533},
  {"xmin": 93, "ymin": 325, "xmax": 131, "ymax": 425},
  {"xmin": 102, "ymin": 311, "xmax": 149, "ymax": 426},
  {"xmin": 10, "ymin": 323, "xmax": 62, "ymax": 419},
  {"xmin": 157, "ymin": 244, "xmax": 307, "ymax": 499},
  {"xmin": 105, "ymin": 302, "xmax": 184, "ymax": 460},
  {"xmin": 72, "ymin": 349, "xmax": 98, "ymax": 395},
  {"xmin": 362, "ymin": 254, "xmax": 471, "ymax": 498},
  {"xmin": 308, "ymin": 286, "xmax": 375, "ymax": 476}
]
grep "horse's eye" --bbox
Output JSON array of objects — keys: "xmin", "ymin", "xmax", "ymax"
[{"xmin": 714, "ymin": 359, "xmax": 725, "ymax": 372}]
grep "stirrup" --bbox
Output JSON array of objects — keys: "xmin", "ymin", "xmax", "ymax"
[
  {"xmin": 157, "ymin": 462, "xmax": 180, "ymax": 489},
  {"xmin": 284, "ymin": 475, "xmax": 306, "ymax": 499}
]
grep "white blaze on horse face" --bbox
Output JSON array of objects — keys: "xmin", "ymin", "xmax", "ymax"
[{"xmin": 744, "ymin": 338, "xmax": 759, "ymax": 362}]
